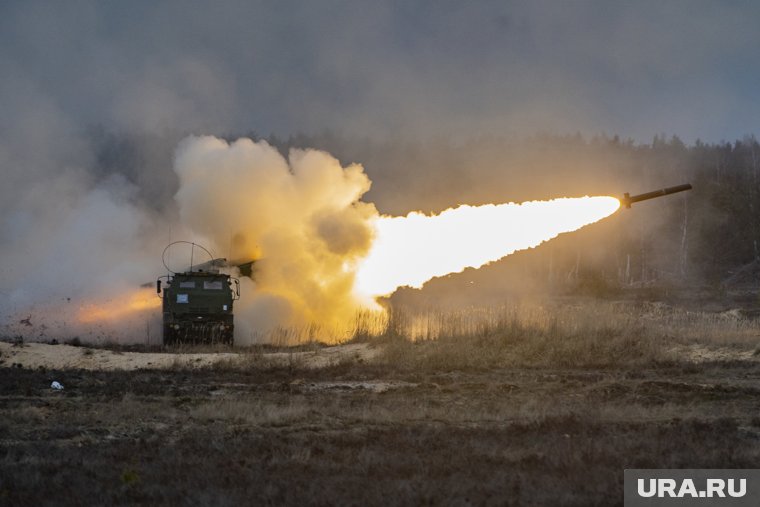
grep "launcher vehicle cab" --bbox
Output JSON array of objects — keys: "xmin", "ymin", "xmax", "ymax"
[{"xmin": 156, "ymin": 242, "xmax": 240, "ymax": 345}]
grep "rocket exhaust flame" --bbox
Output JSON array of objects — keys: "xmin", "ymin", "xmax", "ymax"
[
  {"xmin": 356, "ymin": 196, "xmax": 621, "ymax": 297},
  {"xmin": 77, "ymin": 288, "xmax": 161, "ymax": 324}
]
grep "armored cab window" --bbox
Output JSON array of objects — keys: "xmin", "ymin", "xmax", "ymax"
[
  {"xmin": 179, "ymin": 281, "xmax": 196, "ymax": 288},
  {"xmin": 203, "ymin": 281, "xmax": 223, "ymax": 290},
  {"xmin": 176, "ymin": 294, "xmax": 189, "ymax": 303}
]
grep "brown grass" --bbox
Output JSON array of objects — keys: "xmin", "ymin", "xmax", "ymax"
[
  {"xmin": 363, "ymin": 300, "xmax": 760, "ymax": 370},
  {"xmin": 3, "ymin": 359, "xmax": 760, "ymax": 506},
  {"xmin": 372, "ymin": 302, "xmax": 661, "ymax": 369}
]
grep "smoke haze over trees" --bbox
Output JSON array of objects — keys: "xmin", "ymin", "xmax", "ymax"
[{"xmin": 89, "ymin": 128, "xmax": 760, "ymax": 300}]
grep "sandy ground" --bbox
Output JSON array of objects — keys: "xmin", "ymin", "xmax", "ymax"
[
  {"xmin": 0, "ymin": 341, "xmax": 379, "ymax": 371},
  {"xmin": 2, "ymin": 340, "xmax": 757, "ymax": 373}
]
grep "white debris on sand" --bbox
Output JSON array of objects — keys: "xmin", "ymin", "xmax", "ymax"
[
  {"xmin": 667, "ymin": 343, "xmax": 760, "ymax": 363},
  {"xmin": 302, "ymin": 380, "xmax": 417, "ymax": 393}
]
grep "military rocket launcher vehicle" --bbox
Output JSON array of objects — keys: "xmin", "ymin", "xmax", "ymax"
[{"xmin": 156, "ymin": 242, "xmax": 242, "ymax": 345}]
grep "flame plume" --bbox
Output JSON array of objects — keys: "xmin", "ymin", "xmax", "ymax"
[
  {"xmin": 356, "ymin": 196, "xmax": 620, "ymax": 297},
  {"xmin": 77, "ymin": 288, "xmax": 161, "ymax": 324}
]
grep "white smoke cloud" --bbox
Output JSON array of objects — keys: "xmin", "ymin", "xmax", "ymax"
[
  {"xmin": 0, "ymin": 168, "xmax": 166, "ymax": 342},
  {"xmin": 172, "ymin": 136, "xmax": 379, "ymax": 343}
]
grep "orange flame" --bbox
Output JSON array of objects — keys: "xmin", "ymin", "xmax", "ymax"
[{"xmin": 77, "ymin": 287, "xmax": 161, "ymax": 323}]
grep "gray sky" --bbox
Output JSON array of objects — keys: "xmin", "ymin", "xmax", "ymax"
[{"xmin": 1, "ymin": 0, "xmax": 759, "ymax": 143}]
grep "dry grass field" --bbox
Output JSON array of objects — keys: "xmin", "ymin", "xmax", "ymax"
[{"xmin": 3, "ymin": 296, "xmax": 760, "ymax": 505}]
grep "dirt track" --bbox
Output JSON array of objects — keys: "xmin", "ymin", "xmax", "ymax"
[{"xmin": 0, "ymin": 341, "xmax": 378, "ymax": 371}]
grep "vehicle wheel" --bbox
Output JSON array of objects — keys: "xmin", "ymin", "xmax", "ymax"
[
  {"xmin": 163, "ymin": 324, "xmax": 175, "ymax": 346},
  {"xmin": 224, "ymin": 325, "xmax": 234, "ymax": 345}
]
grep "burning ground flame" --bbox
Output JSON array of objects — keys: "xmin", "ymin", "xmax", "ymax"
[{"xmin": 356, "ymin": 196, "xmax": 621, "ymax": 297}]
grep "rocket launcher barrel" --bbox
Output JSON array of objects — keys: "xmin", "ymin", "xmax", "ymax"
[{"xmin": 621, "ymin": 183, "xmax": 692, "ymax": 208}]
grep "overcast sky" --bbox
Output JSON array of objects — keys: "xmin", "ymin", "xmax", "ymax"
[{"xmin": 2, "ymin": 0, "xmax": 759, "ymax": 143}]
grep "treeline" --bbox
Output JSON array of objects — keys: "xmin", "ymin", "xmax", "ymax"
[
  {"xmin": 271, "ymin": 131, "xmax": 760, "ymax": 292},
  {"xmin": 88, "ymin": 127, "xmax": 760, "ymax": 295}
]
